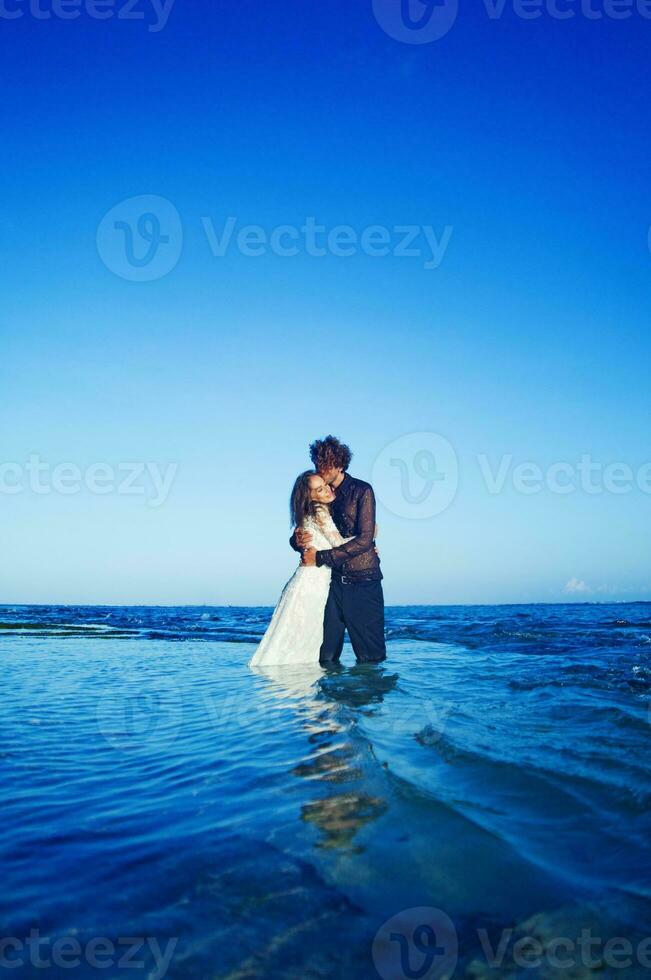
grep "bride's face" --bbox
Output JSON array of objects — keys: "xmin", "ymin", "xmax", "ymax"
[{"xmin": 308, "ymin": 475, "xmax": 335, "ymax": 504}]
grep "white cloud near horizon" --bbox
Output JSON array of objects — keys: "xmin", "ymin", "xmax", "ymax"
[
  {"xmin": 562, "ymin": 578, "xmax": 651, "ymax": 599},
  {"xmin": 564, "ymin": 577, "xmax": 593, "ymax": 595}
]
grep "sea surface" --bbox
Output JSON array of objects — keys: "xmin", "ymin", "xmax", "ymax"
[{"xmin": 1, "ymin": 602, "xmax": 650, "ymax": 979}]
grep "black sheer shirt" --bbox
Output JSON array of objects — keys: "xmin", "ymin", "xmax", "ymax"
[{"xmin": 290, "ymin": 473, "xmax": 382, "ymax": 583}]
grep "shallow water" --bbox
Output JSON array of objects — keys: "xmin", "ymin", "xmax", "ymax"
[{"xmin": 1, "ymin": 603, "xmax": 650, "ymax": 978}]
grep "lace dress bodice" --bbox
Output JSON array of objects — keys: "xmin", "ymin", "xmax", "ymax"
[{"xmin": 301, "ymin": 506, "xmax": 350, "ymax": 552}]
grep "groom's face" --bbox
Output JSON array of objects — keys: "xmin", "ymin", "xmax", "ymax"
[{"xmin": 318, "ymin": 465, "xmax": 342, "ymax": 486}]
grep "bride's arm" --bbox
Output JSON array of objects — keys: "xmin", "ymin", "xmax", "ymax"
[
  {"xmin": 336, "ymin": 527, "xmax": 376, "ymax": 546},
  {"xmin": 321, "ymin": 521, "xmax": 352, "ymax": 548},
  {"xmin": 325, "ymin": 521, "xmax": 378, "ymax": 547}
]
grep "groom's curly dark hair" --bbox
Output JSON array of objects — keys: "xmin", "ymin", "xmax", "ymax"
[{"xmin": 309, "ymin": 435, "xmax": 352, "ymax": 473}]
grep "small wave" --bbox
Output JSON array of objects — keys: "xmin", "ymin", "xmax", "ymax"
[
  {"xmin": 493, "ymin": 628, "xmax": 543, "ymax": 640},
  {"xmin": 0, "ymin": 621, "xmax": 131, "ymax": 637},
  {"xmin": 609, "ymin": 619, "xmax": 651, "ymax": 628},
  {"xmin": 384, "ymin": 626, "xmax": 442, "ymax": 642}
]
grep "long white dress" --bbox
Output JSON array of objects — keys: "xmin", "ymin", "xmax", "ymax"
[{"xmin": 249, "ymin": 506, "xmax": 351, "ymax": 667}]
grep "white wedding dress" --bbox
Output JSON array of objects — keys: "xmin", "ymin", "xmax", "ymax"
[{"xmin": 249, "ymin": 506, "xmax": 352, "ymax": 668}]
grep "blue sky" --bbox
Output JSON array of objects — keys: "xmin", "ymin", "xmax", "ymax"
[{"xmin": 1, "ymin": 0, "xmax": 650, "ymax": 604}]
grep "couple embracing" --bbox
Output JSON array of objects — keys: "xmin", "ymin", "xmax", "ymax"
[{"xmin": 249, "ymin": 435, "xmax": 386, "ymax": 669}]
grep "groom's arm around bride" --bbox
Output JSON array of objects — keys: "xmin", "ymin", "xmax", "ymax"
[{"xmin": 304, "ymin": 482, "xmax": 377, "ymax": 571}]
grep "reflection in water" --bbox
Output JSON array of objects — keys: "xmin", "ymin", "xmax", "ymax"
[
  {"xmin": 250, "ymin": 662, "xmax": 398, "ymax": 852},
  {"xmin": 301, "ymin": 791, "xmax": 387, "ymax": 852},
  {"xmin": 250, "ymin": 662, "xmax": 324, "ymax": 700},
  {"xmin": 319, "ymin": 663, "xmax": 399, "ymax": 709}
]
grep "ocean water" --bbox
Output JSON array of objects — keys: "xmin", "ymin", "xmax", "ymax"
[{"xmin": 1, "ymin": 602, "xmax": 650, "ymax": 979}]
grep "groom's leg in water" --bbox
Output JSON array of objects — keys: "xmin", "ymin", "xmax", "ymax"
[
  {"xmin": 343, "ymin": 582, "xmax": 386, "ymax": 663},
  {"xmin": 319, "ymin": 578, "xmax": 346, "ymax": 666}
]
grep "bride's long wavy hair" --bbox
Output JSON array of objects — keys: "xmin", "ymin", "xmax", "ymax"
[{"xmin": 290, "ymin": 470, "xmax": 323, "ymax": 529}]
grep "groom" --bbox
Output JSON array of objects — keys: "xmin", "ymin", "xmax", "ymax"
[{"xmin": 291, "ymin": 435, "xmax": 386, "ymax": 666}]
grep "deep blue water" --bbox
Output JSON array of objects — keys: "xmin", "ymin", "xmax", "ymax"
[{"xmin": 1, "ymin": 602, "xmax": 650, "ymax": 978}]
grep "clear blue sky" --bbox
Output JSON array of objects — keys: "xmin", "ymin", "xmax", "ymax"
[{"xmin": 2, "ymin": 0, "xmax": 650, "ymax": 605}]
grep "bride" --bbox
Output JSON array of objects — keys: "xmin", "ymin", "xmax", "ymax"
[{"xmin": 248, "ymin": 470, "xmax": 353, "ymax": 668}]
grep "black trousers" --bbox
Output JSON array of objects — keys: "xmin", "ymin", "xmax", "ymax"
[{"xmin": 319, "ymin": 577, "xmax": 386, "ymax": 666}]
